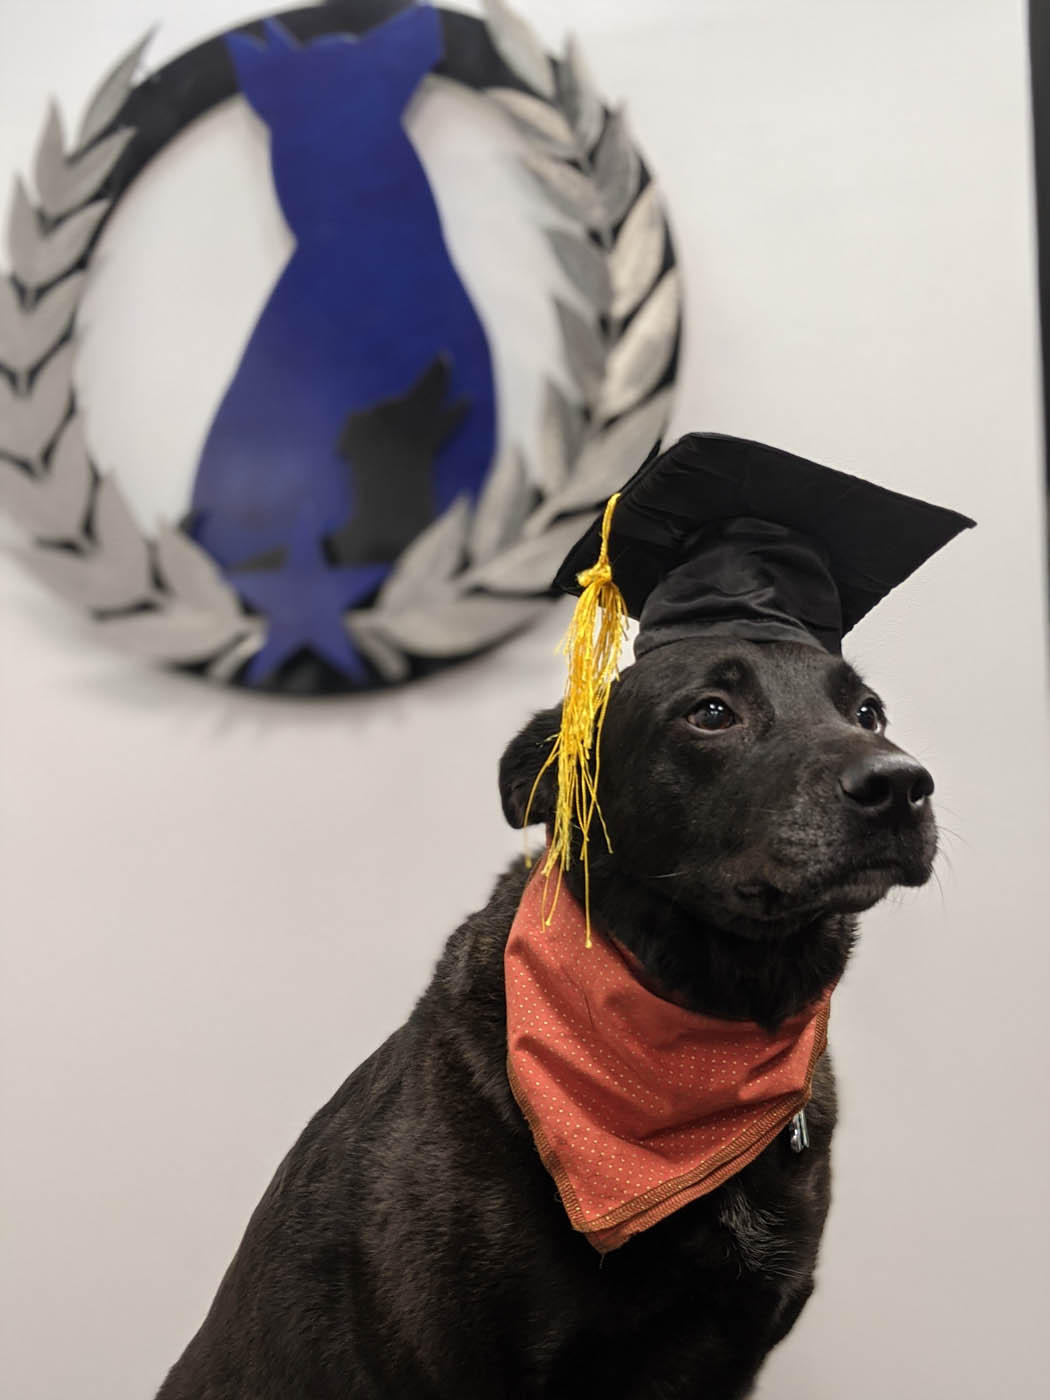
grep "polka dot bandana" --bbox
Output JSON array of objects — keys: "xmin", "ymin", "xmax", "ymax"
[{"xmin": 505, "ymin": 871, "xmax": 832, "ymax": 1252}]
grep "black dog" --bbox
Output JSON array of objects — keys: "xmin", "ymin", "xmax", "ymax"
[{"xmin": 157, "ymin": 637, "xmax": 936, "ymax": 1399}]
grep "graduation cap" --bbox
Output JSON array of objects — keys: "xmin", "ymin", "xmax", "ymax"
[{"xmin": 531, "ymin": 432, "xmax": 975, "ymax": 938}]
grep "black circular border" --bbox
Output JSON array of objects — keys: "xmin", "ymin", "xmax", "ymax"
[{"xmin": 79, "ymin": 0, "xmax": 679, "ymax": 694}]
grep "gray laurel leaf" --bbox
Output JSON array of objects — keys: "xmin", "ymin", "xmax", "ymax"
[
  {"xmin": 555, "ymin": 299, "xmax": 606, "ymax": 405},
  {"xmin": 486, "ymin": 88, "xmax": 574, "ymax": 153},
  {"xmin": 609, "ymin": 182, "xmax": 665, "ymax": 319},
  {"xmin": 16, "ymin": 475, "xmax": 151, "ymax": 610},
  {"xmin": 155, "ymin": 524, "xmax": 242, "ymax": 620},
  {"xmin": 536, "ymin": 378, "xmax": 587, "ymax": 497},
  {"xmin": 77, "ymin": 29, "xmax": 153, "ymax": 150},
  {"xmin": 558, "ymin": 35, "xmax": 604, "ymax": 156},
  {"xmin": 521, "ymin": 152, "xmax": 605, "ymax": 228},
  {"xmin": 374, "ymin": 496, "xmax": 471, "ymax": 614},
  {"xmin": 481, "ymin": 0, "xmax": 555, "ymax": 100},
  {"xmin": 0, "ymin": 415, "xmax": 91, "ymax": 538},
  {"xmin": 459, "ymin": 514, "xmax": 592, "ymax": 593},
  {"xmin": 526, "ymin": 387, "xmax": 674, "ymax": 533},
  {"xmin": 547, "ymin": 228, "xmax": 611, "ymax": 312},
  {"xmin": 88, "ymin": 474, "xmax": 152, "ymax": 600},
  {"xmin": 0, "ymin": 342, "xmax": 74, "ymax": 462},
  {"xmin": 365, "ymin": 594, "xmax": 548, "ymax": 658},
  {"xmin": 206, "ymin": 631, "xmax": 265, "ymax": 684},
  {"xmin": 34, "ymin": 105, "xmax": 134, "ymax": 220},
  {"xmin": 7, "ymin": 179, "xmax": 109, "ymax": 291},
  {"xmin": 469, "ymin": 445, "xmax": 534, "ymax": 565},
  {"xmin": 0, "ymin": 271, "xmax": 83, "ymax": 373},
  {"xmin": 0, "ymin": 459, "xmax": 46, "ymax": 533},
  {"xmin": 593, "ymin": 107, "xmax": 641, "ymax": 228},
  {"xmin": 98, "ymin": 607, "xmax": 250, "ymax": 663},
  {"xmin": 597, "ymin": 269, "xmax": 680, "ymax": 422},
  {"xmin": 345, "ymin": 616, "xmax": 411, "ymax": 684}
]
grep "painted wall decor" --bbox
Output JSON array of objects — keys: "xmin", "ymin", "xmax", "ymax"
[{"xmin": 0, "ymin": 0, "xmax": 682, "ymax": 693}]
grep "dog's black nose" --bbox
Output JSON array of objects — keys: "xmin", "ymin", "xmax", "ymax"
[{"xmin": 838, "ymin": 752, "xmax": 934, "ymax": 818}]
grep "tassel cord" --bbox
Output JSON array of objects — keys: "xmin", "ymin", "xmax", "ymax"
[{"xmin": 523, "ymin": 493, "xmax": 628, "ymax": 945}]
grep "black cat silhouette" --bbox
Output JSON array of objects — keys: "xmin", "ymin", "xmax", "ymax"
[{"xmin": 328, "ymin": 355, "xmax": 470, "ymax": 565}]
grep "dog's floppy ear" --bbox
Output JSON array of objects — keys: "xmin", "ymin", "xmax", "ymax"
[{"xmin": 499, "ymin": 705, "xmax": 562, "ymax": 829}]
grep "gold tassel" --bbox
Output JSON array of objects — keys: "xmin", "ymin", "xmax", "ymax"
[{"xmin": 524, "ymin": 492, "xmax": 628, "ymax": 945}]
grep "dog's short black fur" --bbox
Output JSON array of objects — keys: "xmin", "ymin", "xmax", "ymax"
[{"xmin": 157, "ymin": 639, "xmax": 937, "ymax": 1399}]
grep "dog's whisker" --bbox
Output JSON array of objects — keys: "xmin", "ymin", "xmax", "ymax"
[
  {"xmin": 934, "ymin": 823, "xmax": 970, "ymax": 851},
  {"xmin": 935, "ymin": 872, "xmax": 948, "ymax": 910}
]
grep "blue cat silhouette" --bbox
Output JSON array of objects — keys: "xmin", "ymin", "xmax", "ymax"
[{"xmin": 188, "ymin": 5, "xmax": 496, "ymax": 675}]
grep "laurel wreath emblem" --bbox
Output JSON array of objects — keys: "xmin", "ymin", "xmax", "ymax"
[{"xmin": 0, "ymin": 1, "xmax": 681, "ymax": 689}]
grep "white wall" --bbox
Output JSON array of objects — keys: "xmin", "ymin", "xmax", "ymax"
[{"xmin": 2, "ymin": 2, "xmax": 1049, "ymax": 1397}]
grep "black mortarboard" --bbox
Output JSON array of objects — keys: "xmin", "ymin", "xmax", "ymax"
[{"xmin": 553, "ymin": 432, "xmax": 975, "ymax": 656}]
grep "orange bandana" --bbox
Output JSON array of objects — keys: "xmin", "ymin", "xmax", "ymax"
[{"xmin": 505, "ymin": 872, "xmax": 832, "ymax": 1252}]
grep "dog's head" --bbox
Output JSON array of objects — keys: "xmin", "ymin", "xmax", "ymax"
[{"xmin": 501, "ymin": 638, "xmax": 937, "ymax": 974}]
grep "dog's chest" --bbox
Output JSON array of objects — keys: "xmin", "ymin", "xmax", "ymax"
[
  {"xmin": 522, "ymin": 1157, "xmax": 824, "ymax": 1400},
  {"xmin": 713, "ymin": 1175, "xmax": 806, "ymax": 1284}
]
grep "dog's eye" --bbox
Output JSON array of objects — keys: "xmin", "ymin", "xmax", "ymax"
[
  {"xmin": 857, "ymin": 700, "xmax": 886, "ymax": 733},
  {"xmin": 688, "ymin": 698, "xmax": 737, "ymax": 732}
]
